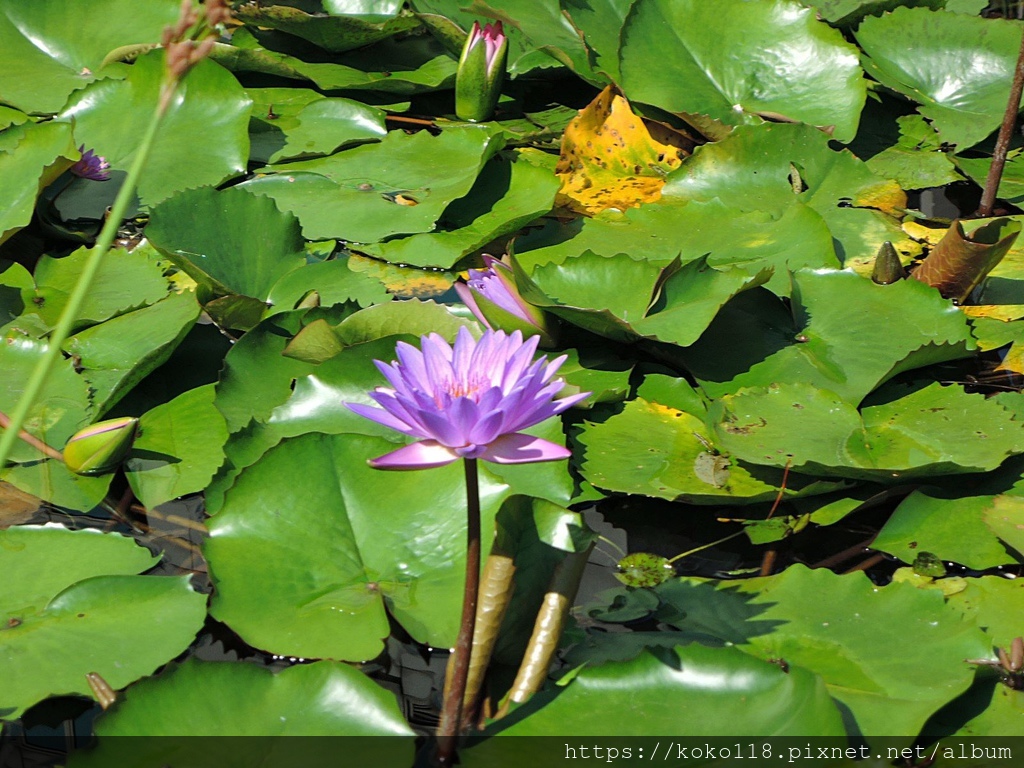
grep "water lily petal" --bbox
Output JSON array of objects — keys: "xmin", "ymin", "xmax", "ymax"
[
  {"xmin": 369, "ymin": 440, "xmax": 459, "ymax": 470},
  {"xmin": 479, "ymin": 433, "xmax": 572, "ymax": 464}
]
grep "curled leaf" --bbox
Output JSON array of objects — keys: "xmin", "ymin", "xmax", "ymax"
[{"xmin": 911, "ymin": 218, "xmax": 1021, "ymax": 303}]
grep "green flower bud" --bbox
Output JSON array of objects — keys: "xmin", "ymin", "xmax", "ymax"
[
  {"xmin": 63, "ymin": 417, "xmax": 138, "ymax": 476},
  {"xmin": 455, "ymin": 21, "xmax": 508, "ymax": 123}
]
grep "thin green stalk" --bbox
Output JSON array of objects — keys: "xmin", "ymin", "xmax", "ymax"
[
  {"xmin": 0, "ymin": 84, "xmax": 176, "ymax": 471},
  {"xmin": 437, "ymin": 458, "xmax": 481, "ymax": 765}
]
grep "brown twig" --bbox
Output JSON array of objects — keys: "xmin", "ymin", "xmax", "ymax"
[
  {"xmin": 841, "ymin": 552, "xmax": 886, "ymax": 574},
  {"xmin": 977, "ymin": 28, "xmax": 1024, "ymax": 217},
  {"xmin": 810, "ymin": 536, "xmax": 877, "ymax": 571},
  {"xmin": 385, "ymin": 114, "xmax": 438, "ymax": 128},
  {"xmin": 0, "ymin": 410, "xmax": 65, "ymax": 463},
  {"xmin": 759, "ymin": 460, "xmax": 791, "ymax": 577}
]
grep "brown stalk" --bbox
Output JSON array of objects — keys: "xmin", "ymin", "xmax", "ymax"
[
  {"xmin": 977, "ymin": 27, "xmax": 1024, "ymax": 217},
  {"xmin": 0, "ymin": 410, "xmax": 65, "ymax": 463}
]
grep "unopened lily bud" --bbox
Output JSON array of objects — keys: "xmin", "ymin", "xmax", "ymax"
[
  {"xmin": 455, "ymin": 21, "xmax": 508, "ymax": 123},
  {"xmin": 455, "ymin": 255, "xmax": 556, "ymax": 347},
  {"xmin": 63, "ymin": 417, "xmax": 138, "ymax": 476},
  {"xmin": 871, "ymin": 241, "xmax": 905, "ymax": 285}
]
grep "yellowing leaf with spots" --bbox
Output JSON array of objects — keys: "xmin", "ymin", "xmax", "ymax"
[{"xmin": 556, "ymin": 87, "xmax": 688, "ymax": 215}]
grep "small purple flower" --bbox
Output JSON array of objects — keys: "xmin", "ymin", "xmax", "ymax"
[
  {"xmin": 70, "ymin": 146, "xmax": 110, "ymax": 181},
  {"xmin": 455, "ymin": 255, "xmax": 556, "ymax": 346},
  {"xmin": 347, "ymin": 327, "xmax": 588, "ymax": 470}
]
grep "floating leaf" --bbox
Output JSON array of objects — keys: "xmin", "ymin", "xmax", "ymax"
[
  {"xmin": 0, "ymin": 0, "xmax": 181, "ymax": 114},
  {"xmin": 712, "ymin": 381, "xmax": 1024, "ymax": 480},
  {"xmin": 0, "ymin": 526, "xmax": 205, "ymax": 719},
  {"xmin": 873, "ymin": 491, "xmax": 1020, "ymax": 570},
  {"xmin": 27, "ymin": 244, "xmax": 170, "ymax": 332},
  {"xmin": 685, "ymin": 269, "xmax": 975, "ymax": 402},
  {"xmin": 63, "ymin": 291, "xmax": 200, "ymax": 416},
  {"xmin": 578, "ymin": 398, "xmax": 843, "ymax": 504},
  {"xmin": 554, "ymin": 87, "xmax": 686, "ymax": 215},
  {"xmin": 70, "ymin": 659, "xmax": 414, "ymax": 767},
  {"xmin": 206, "ymin": 432, "xmax": 510, "ymax": 660},
  {"xmin": 233, "ymin": 4, "xmax": 420, "ymax": 53},
  {"xmin": 0, "ymin": 121, "xmax": 79, "ymax": 245},
  {"xmin": 657, "ymin": 566, "xmax": 991, "ymax": 737},
  {"xmin": 125, "ymin": 384, "xmax": 228, "ymax": 509},
  {"xmin": 464, "ymin": 645, "xmax": 843, "ymax": 745},
  {"xmin": 619, "ymin": 0, "xmax": 866, "ymax": 142},
  {"xmin": 856, "ymin": 8, "xmax": 1023, "ymax": 149},
  {"xmin": 60, "ymin": 53, "xmax": 251, "ymax": 206},
  {"xmin": 358, "ymin": 152, "xmax": 559, "ymax": 268},
  {"xmin": 212, "ymin": 27, "xmax": 456, "ymax": 94},
  {"xmin": 147, "ymin": 185, "xmax": 307, "ymax": 304},
  {"xmin": 243, "ymin": 125, "xmax": 504, "ymax": 243}
]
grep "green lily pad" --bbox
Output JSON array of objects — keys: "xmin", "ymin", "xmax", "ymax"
[
  {"xmin": 147, "ymin": 185, "xmax": 307, "ymax": 303},
  {"xmin": 265, "ymin": 258, "xmax": 391, "ymax": 316},
  {"xmin": 206, "ymin": 432, "xmax": 511, "ymax": 660},
  {"xmin": 234, "ymin": 4, "xmax": 420, "ymax": 53},
  {"xmin": 873, "ymin": 492, "xmax": 1021, "ymax": 569},
  {"xmin": 619, "ymin": 0, "xmax": 865, "ymax": 142},
  {"xmin": 0, "ymin": 324, "xmax": 95, "ymax": 473},
  {"xmin": 712, "ymin": 381, "xmax": 1024, "ymax": 480},
  {"xmin": 466, "ymin": 645, "xmax": 844, "ymax": 743},
  {"xmin": 60, "ymin": 52, "xmax": 251, "ymax": 206},
  {"xmin": 358, "ymin": 152, "xmax": 560, "ymax": 268},
  {"xmin": 865, "ymin": 114, "xmax": 962, "ymax": 190},
  {"xmin": 578, "ymin": 398, "xmax": 841, "ymax": 504},
  {"xmin": 856, "ymin": 8, "xmax": 1023, "ymax": 149},
  {"xmin": 70, "ymin": 659, "xmax": 414, "ymax": 767},
  {"xmin": 515, "ymin": 198, "xmax": 838, "ymax": 297},
  {"xmin": 662, "ymin": 123, "xmax": 914, "ymax": 269},
  {"xmin": 27, "ymin": 245, "xmax": 170, "ymax": 332},
  {"xmin": 0, "ymin": 121, "xmax": 79, "ymax": 246},
  {"xmin": 247, "ymin": 88, "xmax": 387, "ymax": 164},
  {"xmin": 517, "ymin": 252, "xmax": 768, "ymax": 345},
  {"xmin": 125, "ymin": 384, "xmax": 228, "ymax": 509},
  {"xmin": 657, "ymin": 565, "xmax": 992, "ymax": 738},
  {"xmin": 244, "ymin": 124, "xmax": 504, "ymax": 243},
  {"xmin": 0, "ymin": 0, "xmax": 181, "ymax": 114},
  {"xmin": 691, "ymin": 269, "xmax": 975, "ymax": 402},
  {"xmin": 63, "ymin": 290, "xmax": 201, "ymax": 416},
  {"xmin": 212, "ymin": 27, "xmax": 456, "ymax": 94},
  {"xmin": 945, "ymin": 575, "xmax": 1024, "ymax": 651},
  {"xmin": 0, "ymin": 526, "xmax": 205, "ymax": 719}
]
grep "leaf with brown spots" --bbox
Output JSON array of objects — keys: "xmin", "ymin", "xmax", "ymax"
[
  {"xmin": 348, "ymin": 253, "xmax": 454, "ymax": 299},
  {"xmin": 555, "ymin": 87, "xmax": 688, "ymax": 215}
]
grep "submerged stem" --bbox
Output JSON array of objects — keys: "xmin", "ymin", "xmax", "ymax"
[{"xmin": 437, "ymin": 458, "xmax": 481, "ymax": 765}]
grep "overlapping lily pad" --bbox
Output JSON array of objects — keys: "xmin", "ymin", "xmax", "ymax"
[
  {"xmin": 60, "ymin": 52, "xmax": 251, "ymax": 206},
  {"xmin": 619, "ymin": 0, "xmax": 866, "ymax": 142},
  {"xmin": 205, "ymin": 432, "xmax": 511, "ymax": 660},
  {"xmin": 70, "ymin": 659, "xmax": 414, "ymax": 767},
  {"xmin": 656, "ymin": 565, "xmax": 992, "ymax": 737},
  {"xmin": 242, "ymin": 125, "xmax": 504, "ymax": 243},
  {"xmin": 857, "ymin": 8, "xmax": 1023, "ymax": 149},
  {"xmin": 711, "ymin": 380, "xmax": 1024, "ymax": 480},
  {"xmin": 0, "ymin": 526, "xmax": 206, "ymax": 719}
]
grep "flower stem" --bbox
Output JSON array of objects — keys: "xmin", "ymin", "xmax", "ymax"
[
  {"xmin": 437, "ymin": 457, "xmax": 481, "ymax": 765},
  {"xmin": 978, "ymin": 28, "xmax": 1024, "ymax": 217},
  {"xmin": 0, "ymin": 83, "xmax": 176, "ymax": 473}
]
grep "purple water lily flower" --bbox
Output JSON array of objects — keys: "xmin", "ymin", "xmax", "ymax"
[
  {"xmin": 70, "ymin": 146, "xmax": 111, "ymax": 181},
  {"xmin": 347, "ymin": 327, "xmax": 588, "ymax": 470},
  {"xmin": 455, "ymin": 255, "xmax": 556, "ymax": 346}
]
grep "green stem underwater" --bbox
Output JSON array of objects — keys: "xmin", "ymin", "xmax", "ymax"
[{"xmin": 437, "ymin": 457, "xmax": 481, "ymax": 765}]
